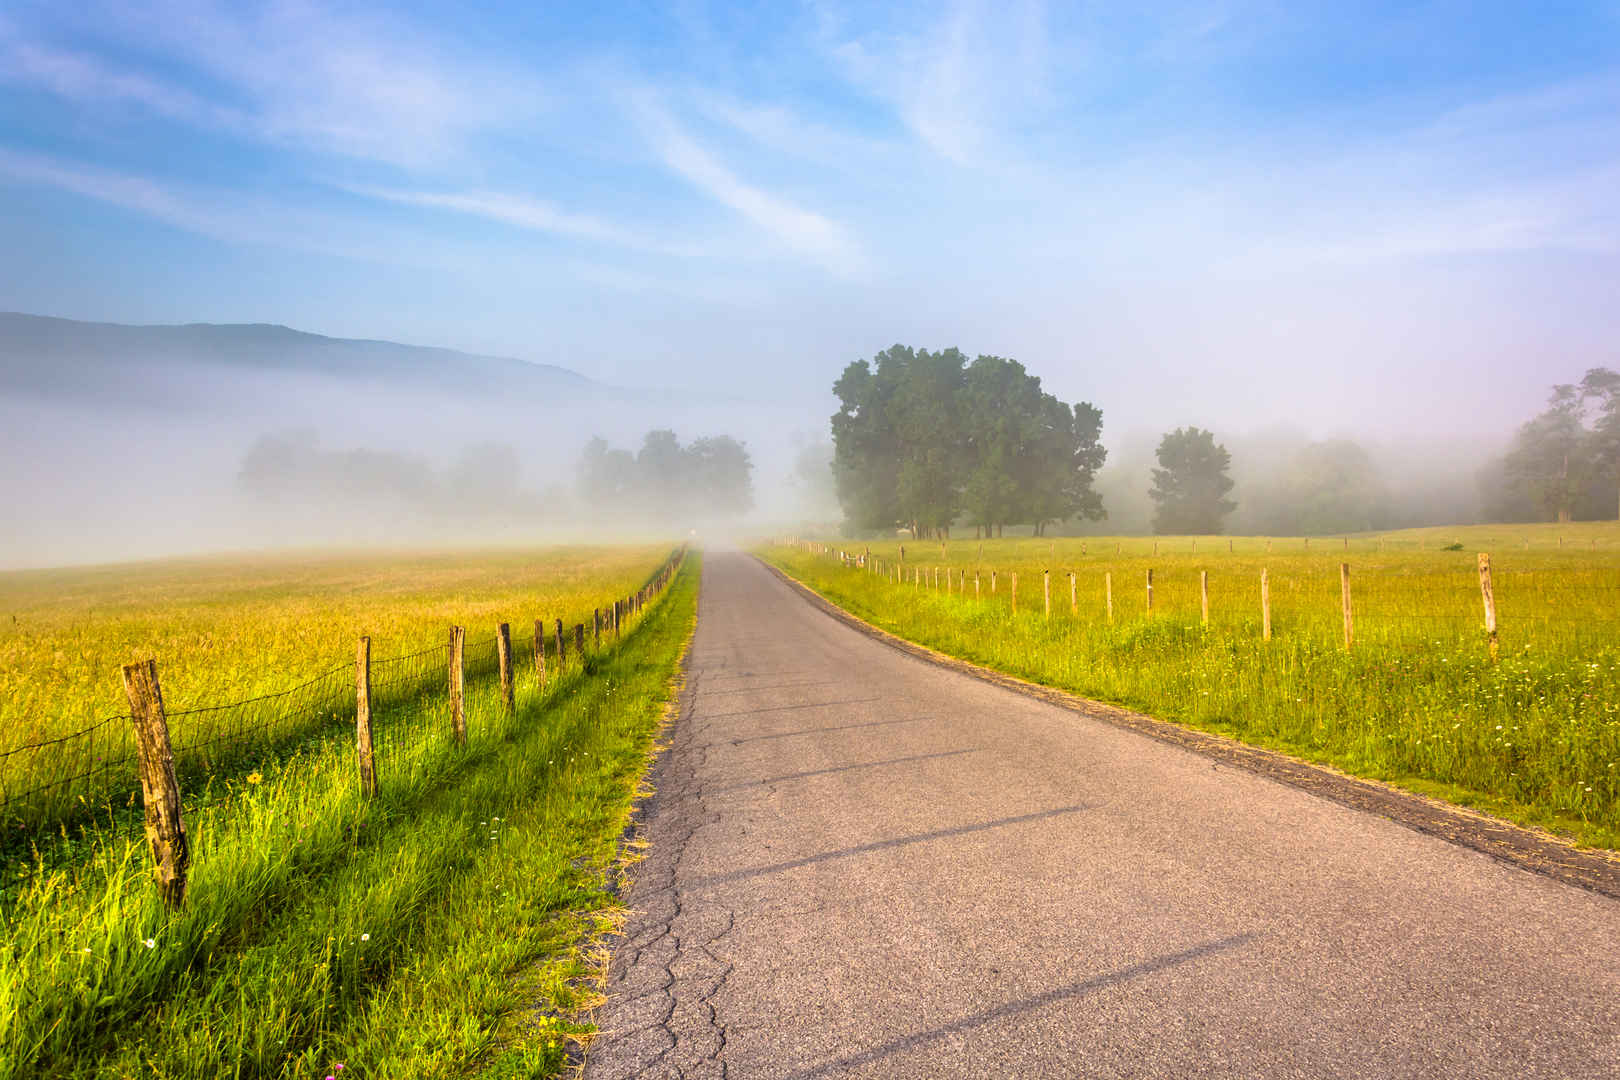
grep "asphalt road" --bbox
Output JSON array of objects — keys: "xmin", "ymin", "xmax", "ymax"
[{"xmin": 584, "ymin": 552, "xmax": 1620, "ymax": 1079}]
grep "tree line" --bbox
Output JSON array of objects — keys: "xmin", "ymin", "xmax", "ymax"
[
  {"xmin": 1485, "ymin": 369, "xmax": 1620, "ymax": 523},
  {"xmin": 577, "ymin": 429, "xmax": 753, "ymax": 523},
  {"xmin": 825, "ymin": 346, "xmax": 1620, "ymax": 537}
]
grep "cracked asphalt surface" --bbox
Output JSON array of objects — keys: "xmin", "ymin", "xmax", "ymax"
[{"xmin": 583, "ymin": 552, "xmax": 1620, "ymax": 1079}]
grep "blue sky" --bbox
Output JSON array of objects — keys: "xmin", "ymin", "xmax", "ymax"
[{"xmin": 2, "ymin": 1, "xmax": 1618, "ymax": 439}]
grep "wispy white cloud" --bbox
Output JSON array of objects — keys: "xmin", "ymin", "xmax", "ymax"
[
  {"xmin": 5, "ymin": 0, "xmax": 549, "ymax": 168},
  {"xmin": 0, "ymin": 36, "xmax": 249, "ymax": 131},
  {"xmin": 349, "ymin": 186, "xmax": 715, "ymax": 258},
  {"xmin": 635, "ymin": 97, "xmax": 867, "ymax": 275},
  {"xmin": 0, "ymin": 146, "xmax": 436, "ymax": 265},
  {"xmin": 819, "ymin": 0, "xmax": 1053, "ymax": 166}
]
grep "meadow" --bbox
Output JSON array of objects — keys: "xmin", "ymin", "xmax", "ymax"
[
  {"xmin": 1, "ymin": 544, "xmax": 673, "ymax": 833},
  {"xmin": 762, "ymin": 522, "xmax": 1620, "ymax": 851},
  {"xmin": 0, "ymin": 545, "xmax": 697, "ymax": 1078}
]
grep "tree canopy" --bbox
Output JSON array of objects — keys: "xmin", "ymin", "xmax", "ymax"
[
  {"xmin": 1485, "ymin": 368, "xmax": 1620, "ymax": 523},
  {"xmin": 830, "ymin": 345, "xmax": 1106, "ymax": 537},
  {"xmin": 1149, "ymin": 427, "xmax": 1236, "ymax": 534},
  {"xmin": 577, "ymin": 429, "xmax": 753, "ymax": 524}
]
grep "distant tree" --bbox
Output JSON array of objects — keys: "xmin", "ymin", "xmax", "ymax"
[
  {"xmin": 1581, "ymin": 368, "xmax": 1620, "ymax": 519},
  {"xmin": 685, "ymin": 435, "xmax": 754, "ymax": 518},
  {"xmin": 789, "ymin": 437, "xmax": 840, "ymax": 520},
  {"xmin": 1149, "ymin": 427, "xmax": 1236, "ymax": 534},
  {"xmin": 576, "ymin": 429, "xmax": 754, "ymax": 524},
  {"xmin": 1247, "ymin": 439, "xmax": 1388, "ymax": 535},
  {"xmin": 577, "ymin": 436, "xmax": 636, "ymax": 509},
  {"xmin": 238, "ymin": 430, "xmax": 437, "ymax": 505},
  {"xmin": 444, "ymin": 442, "xmax": 522, "ymax": 512},
  {"xmin": 636, "ymin": 429, "xmax": 687, "ymax": 517}
]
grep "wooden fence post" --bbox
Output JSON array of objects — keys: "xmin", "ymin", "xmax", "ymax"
[
  {"xmin": 593, "ymin": 609, "xmax": 601, "ymax": 649},
  {"xmin": 1011, "ymin": 572, "xmax": 1018, "ymax": 615},
  {"xmin": 449, "ymin": 626, "xmax": 466, "ymax": 744},
  {"xmin": 1261, "ymin": 569, "xmax": 1271, "ymax": 641},
  {"xmin": 122, "ymin": 660, "xmax": 189, "ymax": 909},
  {"xmin": 992, "ymin": 570, "xmax": 998, "ymax": 594},
  {"xmin": 497, "ymin": 622, "xmax": 515, "ymax": 714},
  {"xmin": 1200, "ymin": 571, "xmax": 1209, "ymax": 627},
  {"xmin": 1069, "ymin": 572, "xmax": 1077, "ymax": 615},
  {"xmin": 1044, "ymin": 570, "xmax": 1051, "ymax": 619},
  {"xmin": 975, "ymin": 571, "xmax": 981, "ymax": 600},
  {"xmin": 534, "ymin": 619, "xmax": 547, "ymax": 687},
  {"xmin": 1146, "ymin": 569, "xmax": 1154, "ymax": 617},
  {"xmin": 555, "ymin": 618, "xmax": 566, "ymax": 669},
  {"xmin": 1478, "ymin": 553, "xmax": 1499, "ymax": 662},
  {"xmin": 1340, "ymin": 563, "xmax": 1353, "ymax": 650},
  {"xmin": 1105, "ymin": 572, "xmax": 1114, "ymax": 624},
  {"xmin": 356, "ymin": 637, "xmax": 377, "ymax": 798},
  {"xmin": 574, "ymin": 623, "xmax": 585, "ymax": 658}
]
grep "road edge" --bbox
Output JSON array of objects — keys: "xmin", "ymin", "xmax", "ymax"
[{"xmin": 757, "ymin": 556, "xmax": 1620, "ymax": 903}]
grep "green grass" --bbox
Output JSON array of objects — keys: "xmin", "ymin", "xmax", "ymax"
[
  {"xmin": 0, "ymin": 552, "xmax": 698, "ymax": 1079},
  {"xmin": 1, "ymin": 543, "xmax": 675, "ymax": 842},
  {"xmin": 763, "ymin": 524, "xmax": 1620, "ymax": 850}
]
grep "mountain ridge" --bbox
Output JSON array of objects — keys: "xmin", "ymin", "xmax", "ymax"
[{"xmin": 0, "ymin": 311, "xmax": 598, "ymax": 402}]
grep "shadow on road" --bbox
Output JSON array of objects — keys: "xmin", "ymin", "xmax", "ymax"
[
  {"xmin": 708, "ymin": 716, "xmax": 932, "ymax": 747},
  {"xmin": 704, "ymin": 748, "xmax": 983, "ymax": 795},
  {"xmin": 688, "ymin": 805, "xmax": 1089, "ymax": 888},
  {"xmin": 780, "ymin": 932, "xmax": 1262, "ymax": 1079}
]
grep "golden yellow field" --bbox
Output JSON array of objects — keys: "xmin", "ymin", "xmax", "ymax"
[{"xmin": 0, "ymin": 544, "xmax": 674, "ymax": 826}]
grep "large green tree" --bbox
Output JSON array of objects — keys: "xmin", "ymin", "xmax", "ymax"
[
  {"xmin": 831, "ymin": 345, "xmax": 1106, "ymax": 537},
  {"xmin": 1149, "ymin": 427, "xmax": 1236, "ymax": 534},
  {"xmin": 1486, "ymin": 369, "xmax": 1620, "ymax": 523},
  {"xmin": 831, "ymin": 345, "xmax": 964, "ymax": 537}
]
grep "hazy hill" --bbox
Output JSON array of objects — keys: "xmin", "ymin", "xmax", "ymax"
[{"xmin": 0, "ymin": 312, "xmax": 599, "ymax": 405}]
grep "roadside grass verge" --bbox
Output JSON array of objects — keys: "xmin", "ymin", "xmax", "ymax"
[
  {"xmin": 0, "ymin": 554, "xmax": 699, "ymax": 1079},
  {"xmin": 761, "ymin": 539, "xmax": 1619, "ymax": 851}
]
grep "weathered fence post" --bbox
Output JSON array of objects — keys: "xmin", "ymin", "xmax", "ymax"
[
  {"xmin": 534, "ymin": 619, "xmax": 547, "ymax": 687},
  {"xmin": 1069, "ymin": 572, "xmax": 1077, "ymax": 616},
  {"xmin": 1146, "ymin": 569, "xmax": 1154, "ymax": 617},
  {"xmin": 593, "ymin": 609, "xmax": 601, "ymax": 649},
  {"xmin": 1478, "ymin": 553, "xmax": 1499, "ymax": 662},
  {"xmin": 1043, "ymin": 570, "xmax": 1051, "ymax": 619},
  {"xmin": 449, "ymin": 626, "xmax": 467, "ymax": 744},
  {"xmin": 555, "ymin": 618, "xmax": 566, "ymax": 669},
  {"xmin": 497, "ymin": 622, "xmax": 515, "ymax": 714},
  {"xmin": 356, "ymin": 637, "xmax": 377, "ymax": 798},
  {"xmin": 122, "ymin": 660, "xmax": 190, "ymax": 909},
  {"xmin": 975, "ymin": 571, "xmax": 981, "ymax": 600},
  {"xmin": 1105, "ymin": 572, "xmax": 1114, "ymax": 624},
  {"xmin": 1011, "ymin": 572, "xmax": 1018, "ymax": 615},
  {"xmin": 992, "ymin": 570, "xmax": 998, "ymax": 594},
  {"xmin": 1260, "ymin": 569, "xmax": 1271, "ymax": 641},
  {"xmin": 1340, "ymin": 563, "xmax": 1353, "ymax": 650},
  {"xmin": 1200, "ymin": 571, "xmax": 1209, "ymax": 627},
  {"xmin": 574, "ymin": 623, "xmax": 585, "ymax": 658}
]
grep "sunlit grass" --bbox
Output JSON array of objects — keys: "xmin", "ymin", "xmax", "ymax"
[
  {"xmin": 764, "ymin": 523, "xmax": 1620, "ymax": 849},
  {"xmin": 0, "ymin": 544, "xmax": 671, "ymax": 830},
  {"xmin": 0, "ymin": 552, "xmax": 698, "ymax": 1079}
]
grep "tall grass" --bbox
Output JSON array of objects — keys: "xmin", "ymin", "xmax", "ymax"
[
  {"xmin": 764, "ymin": 527, "xmax": 1620, "ymax": 849},
  {"xmin": 0, "ymin": 554, "xmax": 699, "ymax": 1079},
  {"xmin": 1, "ymin": 543, "xmax": 673, "ymax": 844}
]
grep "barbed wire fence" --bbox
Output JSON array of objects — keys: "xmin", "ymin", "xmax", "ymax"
[{"xmin": 1, "ymin": 545, "xmax": 688, "ymax": 903}]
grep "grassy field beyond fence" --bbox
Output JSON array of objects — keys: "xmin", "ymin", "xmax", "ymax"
[{"xmin": 762, "ymin": 524, "xmax": 1620, "ymax": 851}]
